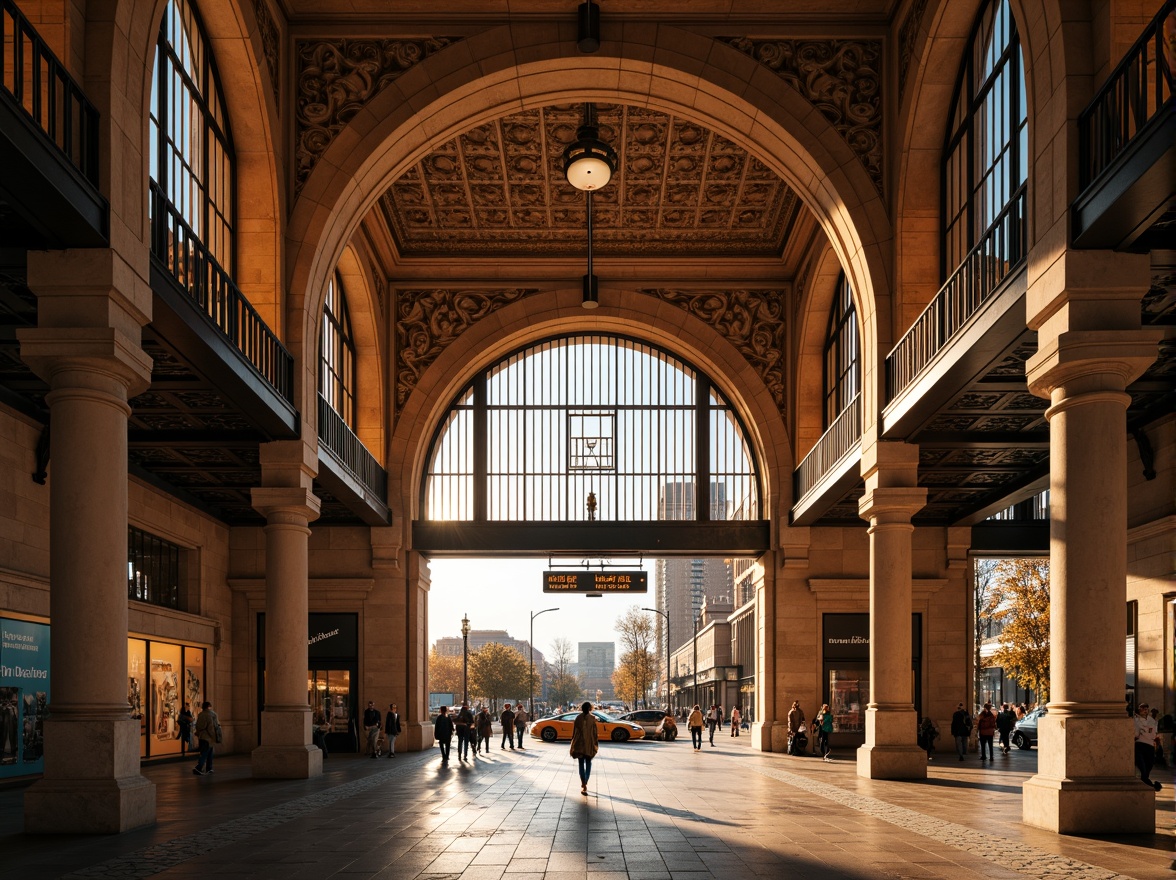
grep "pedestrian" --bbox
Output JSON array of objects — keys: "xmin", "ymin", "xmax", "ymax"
[
  {"xmin": 192, "ymin": 700, "xmax": 220, "ymax": 776},
  {"xmin": 178, "ymin": 702, "xmax": 194, "ymax": 756},
  {"xmin": 454, "ymin": 701, "xmax": 474, "ymax": 761},
  {"xmin": 977, "ymin": 702, "xmax": 997, "ymax": 760},
  {"xmin": 514, "ymin": 704, "xmax": 528, "ymax": 749},
  {"xmin": 569, "ymin": 701, "xmax": 599, "ymax": 795},
  {"xmin": 313, "ymin": 710, "xmax": 330, "ymax": 758},
  {"xmin": 730, "ymin": 706, "xmax": 742, "ymax": 736},
  {"xmin": 950, "ymin": 701, "xmax": 972, "ymax": 760},
  {"xmin": 716, "ymin": 704, "xmax": 723, "ymax": 732},
  {"xmin": 706, "ymin": 704, "xmax": 720, "ymax": 746},
  {"xmin": 476, "ymin": 706, "xmax": 493, "ymax": 754},
  {"xmin": 500, "ymin": 702, "xmax": 516, "ymax": 750},
  {"xmin": 996, "ymin": 702, "xmax": 1016, "ymax": 755},
  {"xmin": 385, "ymin": 702, "xmax": 401, "ymax": 757},
  {"xmin": 815, "ymin": 703, "xmax": 833, "ymax": 760},
  {"xmin": 1133, "ymin": 701, "xmax": 1162, "ymax": 791},
  {"xmin": 688, "ymin": 704, "xmax": 704, "ymax": 750},
  {"xmin": 919, "ymin": 716, "xmax": 939, "ymax": 761},
  {"xmin": 362, "ymin": 700, "xmax": 382, "ymax": 758},
  {"xmin": 434, "ymin": 705, "xmax": 454, "ymax": 765},
  {"xmin": 787, "ymin": 701, "xmax": 805, "ymax": 755}
]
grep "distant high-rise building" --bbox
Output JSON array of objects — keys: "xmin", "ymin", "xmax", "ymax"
[
  {"xmin": 574, "ymin": 641, "xmax": 615, "ymax": 702},
  {"xmin": 433, "ymin": 629, "xmax": 545, "ymax": 694}
]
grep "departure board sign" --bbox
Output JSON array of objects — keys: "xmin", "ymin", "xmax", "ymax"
[{"xmin": 543, "ymin": 571, "xmax": 648, "ymax": 593}]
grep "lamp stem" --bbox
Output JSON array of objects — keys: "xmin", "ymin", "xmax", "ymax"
[{"xmin": 586, "ymin": 189, "xmax": 594, "ymax": 278}]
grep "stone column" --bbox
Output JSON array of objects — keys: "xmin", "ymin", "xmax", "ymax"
[
  {"xmin": 18, "ymin": 249, "xmax": 156, "ymax": 833},
  {"xmin": 401, "ymin": 550, "xmax": 433, "ymax": 750},
  {"xmin": 751, "ymin": 552, "xmax": 779, "ymax": 751},
  {"xmin": 1022, "ymin": 251, "xmax": 1160, "ymax": 833},
  {"xmin": 251, "ymin": 441, "xmax": 323, "ymax": 778},
  {"xmin": 856, "ymin": 437, "xmax": 928, "ymax": 779}
]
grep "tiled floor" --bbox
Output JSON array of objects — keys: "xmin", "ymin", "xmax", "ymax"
[{"xmin": 0, "ymin": 732, "xmax": 1171, "ymax": 879}]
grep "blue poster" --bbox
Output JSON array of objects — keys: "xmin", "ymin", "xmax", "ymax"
[{"xmin": 0, "ymin": 618, "xmax": 51, "ymax": 777}]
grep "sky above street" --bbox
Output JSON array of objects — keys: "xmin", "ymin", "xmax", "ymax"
[{"xmin": 427, "ymin": 557, "xmax": 653, "ymax": 657}]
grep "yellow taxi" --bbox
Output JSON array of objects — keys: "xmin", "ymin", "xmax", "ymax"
[{"xmin": 529, "ymin": 709, "xmax": 646, "ymax": 743}]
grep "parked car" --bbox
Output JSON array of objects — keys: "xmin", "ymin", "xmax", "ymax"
[
  {"xmin": 1012, "ymin": 706, "xmax": 1047, "ymax": 749},
  {"xmin": 529, "ymin": 710, "xmax": 646, "ymax": 743},
  {"xmin": 618, "ymin": 710, "xmax": 669, "ymax": 738}
]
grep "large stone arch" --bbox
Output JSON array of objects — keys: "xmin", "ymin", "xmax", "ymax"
[
  {"xmin": 84, "ymin": 0, "xmax": 284, "ymax": 328},
  {"xmin": 286, "ymin": 24, "xmax": 893, "ymax": 439},
  {"xmin": 387, "ymin": 286, "xmax": 793, "ymax": 537},
  {"xmin": 335, "ymin": 243, "xmax": 386, "ymax": 464}
]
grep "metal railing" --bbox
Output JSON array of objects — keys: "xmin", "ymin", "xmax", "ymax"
[
  {"xmin": 1, "ymin": 0, "xmax": 99, "ymax": 185},
  {"xmin": 1078, "ymin": 0, "xmax": 1175, "ymax": 188},
  {"xmin": 150, "ymin": 181, "xmax": 294, "ymax": 405},
  {"xmin": 794, "ymin": 392, "xmax": 861, "ymax": 502},
  {"xmin": 887, "ymin": 185, "xmax": 1026, "ymax": 399},
  {"xmin": 318, "ymin": 393, "xmax": 388, "ymax": 502}
]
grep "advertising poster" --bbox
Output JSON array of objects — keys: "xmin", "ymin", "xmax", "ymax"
[{"xmin": 0, "ymin": 618, "xmax": 50, "ymax": 778}]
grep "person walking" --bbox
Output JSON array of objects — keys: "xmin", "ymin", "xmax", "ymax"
[
  {"xmin": 706, "ymin": 705, "xmax": 720, "ymax": 746},
  {"xmin": 950, "ymin": 702, "xmax": 972, "ymax": 761},
  {"xmin": 715, "ymin": 704, "xmax": 724, "ymax": 733},
  {"xmin": 569, "ymin": 701, "xmax": 599, "ymax": 795},
  {"xmin": 500, "ymin": 702, "xmax": 516, "ymax": 750},
  {"xmin": 454, "ymin": 701, "xmax": 474, "ymax": 761},
  {"xmin": 730, "ymin": 706, "xmax": 742, "ymax": 736},
  {"xmin": 434, "ymin": 705, "xmax": 454, "ymax": 766},
  {"xmin": 476, "ymin": 706, "xmax": 493, "ymax": 754},
  {"xmin": 688, "ymin": 704, "xmax": 704, "ymax": 750},
  {"xmin": 385, "ymin": 703, "xmax": 401, "ymax": 758},
  {"xmin": 178, "ymin": 703, "xmax": 194, "ymax": 757},
  {"xmin": 919, "ymin": 716, "xmax": 939, "ymax": 761},
  {"xmin": 976, "ymin": 702, "xmax": 997, "ymax": 761},
  {"xmin": 514, "ymin": 704, "xmax": 528, "ymax": 749},
  {"xmin": 192, "ymin": 700, "xmax": 220, "ymax": 776},
  {"xmin": 1134, "ymin": 701, "xmax": 1162, "ymax": 791},
  {"xmin": 996, "ymin": 702, "xmax": 1016, "ymax": 755},
  {"xmin": 815, "ymin": 703, "xmax": 833, "ymax": 760},
  {"xmin": 363, "ymin": 700, "xmax": 382, "ymax": 758},
  {"xmin": 787, "ymin": 701, "xmax": 805, "ymax": 755}
]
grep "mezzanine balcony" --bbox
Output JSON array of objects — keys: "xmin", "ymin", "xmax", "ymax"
[{"xmin": 316, "ymin": 393, "xmax": 390, "ymax": 526}]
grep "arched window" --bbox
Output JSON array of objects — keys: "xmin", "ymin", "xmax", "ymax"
[
  {"xmin": 823, "ymin": 273, "xmax": 859, "ymax": 428},
  {"xmin": 942, "ymin": 0, "xmax": 1026, "ymax": 278},
  {"xmin": 150, "ymin": 0, "xmax": 235, "ymax": 271},
  {"xmin": 321, "ymin": 272, "xmax": 356, "ymax": 428}
]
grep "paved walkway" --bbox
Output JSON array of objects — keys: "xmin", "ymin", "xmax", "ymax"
[{"xmin": 0, "ymin": 732, "xmax": 1172, "ymax": 879}]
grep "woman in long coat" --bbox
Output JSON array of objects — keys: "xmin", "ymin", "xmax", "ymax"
[{"xmin": 569, "ymin": 701, "xmax": 599, "ymax": 795}]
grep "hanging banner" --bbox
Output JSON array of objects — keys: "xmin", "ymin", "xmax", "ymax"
[{"xmin": 0, "ymin": 618, "xmax": 51, "ymax": 778}]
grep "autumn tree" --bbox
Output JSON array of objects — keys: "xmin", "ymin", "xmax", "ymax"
[
  {"xmin": 984, "ymin": 558, "xmax": 1050, "ymax": 703},
  {"xmin": 614, "ymin": 606, "xmax": 658, "ymax": 708},
  {"xmin": 973, "ymin": 558, "xmax": 998, "ymax": 705},
  {"xmin": 468, "ymin": 642, "xmax": 530, "ymax": 712},
  {"xmin": 612, "ymin": 660, "xmax": 640, "ymax": 710},
  {"xmin": 546, "ymin": 637, "xmax": 584, "ymax": 708},
  {"xmin": 428, "ymin": 647, "xmax": 464, "ymax": 698}
]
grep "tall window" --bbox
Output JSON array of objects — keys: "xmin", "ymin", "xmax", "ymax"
[
  {"xmin": 128, "ymin": 526, "xmax": 182, "ymax": 610},
  {"xmin": 823, "ymin": 273, "xmax": 859, "ymax": 428},
  {"xmin": 941, "ymin": 0, "xmax": 1026, "ymax": 278},
  {"xmin": 321, "ymin": 272, "xmax": 356, "ymax": 428},
  {"xmin": 150, "ymin": 0, "xmax": 235, "ymax": 270}
]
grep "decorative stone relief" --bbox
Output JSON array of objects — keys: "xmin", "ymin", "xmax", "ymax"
[
  {"xmin": 295, "ymin": 37, "xmax": 461, "ymax": 195},
  {"xmin": 898, "ymin": 0, "xmax": 929, "ymax": 99},
  {"xmin": 640, "ymin": 288, "xmax": 787, "ymax": 413},
  {"xmin": 394, "ymin": 288, "xmax": 536, "ymax": 407},
  {"xmin": 721, "ymin": 37, "xmax": 884, "ymax": 195},
  {"xmin": 253, "ymin": 0, "xmax": 280, "ymax": 105}
]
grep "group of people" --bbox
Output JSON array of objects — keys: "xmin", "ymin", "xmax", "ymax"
[
  {"xmin": 359, "ymin": 701, "xmax": 403, "ymax": 759},
  {"xmin": 431, "ymin": 701, "xmax": 530, "ymax": 765},
  {"xmin": 682, "ymin": 703, "xmax": 749, "ymax": 749},
  {"xmin": 782, "ymin": 701, "xmax": 833, "ymax": 760}
]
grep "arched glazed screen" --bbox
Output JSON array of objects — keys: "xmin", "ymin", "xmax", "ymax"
[
  {"xmin": 942, "ymin": 0, "xmax": 1026, "ymax": 279},
  {"xmin": 321, "ymin": 271, "xmax": 356, "ymax": 428},
  {"xmin": 423, "ymin": 335, "xmax": 760, "ymax": 523},
  {"xmin": 823, "ymin": 273, "xmax": 859, "ymax": 429},
  {"xmin": 149, "ymin": 0, "xmax": 235, "ymax": 270}
]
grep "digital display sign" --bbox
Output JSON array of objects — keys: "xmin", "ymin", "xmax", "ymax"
[{"xmin": 543, "ymin": 571, "xmax": 648, "ymax": 593}]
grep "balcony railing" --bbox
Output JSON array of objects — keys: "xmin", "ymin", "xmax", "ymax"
[
  {"xmin": 1078, "ymin": 0, "xmax": 1174, "ymax": 188},
  {"xmin": 887, "ymin": 185, "xmax": 1026, "ymax": 399},
  {"xmin": 1, "ymin": 0, "xmax": 99, "ymax": 185},
  {"xmin": 318, "ymin": 393, "xmax": 388, "ymax": 502},
  {"xmin": 150, "ymin": 181, "xmax": 294, "ymax": 405},
  {"xmin": 794, "ymin": 392, "xmax": 861, "ymax": 502}
]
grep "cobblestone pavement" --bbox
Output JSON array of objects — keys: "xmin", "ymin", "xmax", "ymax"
[{"xmin": 0, "ymin": 732, "xmax": 1171, "ymax": 879}]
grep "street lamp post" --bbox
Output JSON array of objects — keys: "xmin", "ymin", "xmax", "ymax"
[
  {"xmin": 693, "ymin": 610, "xmax": 700, "ymax": 709},
  {"xmin": 640, "ymin": 607, "xmax": 670, "ymax": 710},
  {"xmin": 530, "ymin": 607, "xmax": 559, "ymax": 717},
  {"xmin": 461, "ymin": 614, "xmax": 470, "ymax": 705}
]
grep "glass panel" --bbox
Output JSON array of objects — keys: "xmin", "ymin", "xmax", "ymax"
[
  {"xmin": 309, "ymin": 669, "xmax": 352, "ymax": 735},
  {"xmin": 149, "ymin": 642, "xmax": 183, "ymax": 756},
  {"xmin": 128, "ymin": 638, "xmax": 148, "ymax": 758},
  {"xmin": 829, "ymin": 668, "xmax": 869, "ymax": 733},
  {"xmin": 183, "ymin": 646, "xmax": 205, "ymax": 719}
]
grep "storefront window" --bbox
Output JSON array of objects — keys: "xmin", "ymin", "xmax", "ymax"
[
  {"xmin": 310, "ymin": 669, "xmax": 352, "ymax": 735},
  {"xmin": 184, "ymin": 645, "xmax": 205, "ymax": 713},
  {"xmin": 829, "ymin": 669, "xmax": 869, "ymax": 733},
  {"xmin": 149, "ymin": 642, "xmax": 182, "ymax": 755},
  {"xmin": 0, "ymin": 618, "xmax": 51, "ymax": 778},
  {"xmin": 129, "ymin": 637, "xmax": 204, "ymax": 759},
  {"xmin": 128, "ymin": 638, "xmax": 147, "ymax": 753}
]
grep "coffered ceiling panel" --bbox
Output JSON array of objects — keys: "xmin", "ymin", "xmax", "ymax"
[{"xmin": 379, "ymin": 104, "xmax": 803, "ymax": 258}]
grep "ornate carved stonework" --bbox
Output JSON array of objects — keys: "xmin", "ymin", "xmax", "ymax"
[
  {"xmin": 295, "ymin": 37, "xmax": 461, "ymax": 194},
  {"xmin": 253, "ymin": 0, "xmax": 279, "ymax": 104},
  {"xmin": 640, "ymin": 288, "xmax": 788, "ymax": 412},
  {"xmin": 394, "ymin": 288, "xmax": 536, "ymax": 407},
  {"xmin": 721, "ymin": 38, "xmax": 884, "ymax": 195},
  {"xmin": 380, "ymin": 104, "xmax": 801, "ymax": 257},
  {"xmin": 898, "ymin": 0, "xmax": 929, "ymax": 99}
]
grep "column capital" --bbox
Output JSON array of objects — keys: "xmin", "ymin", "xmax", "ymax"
[
  {"xmin": 1026, "ymin": 328, "xmax": 1162, "ymax": 400},
  {"xmin": 1027, "ymin": 249, "xmax": 1151, "ymax": 331},
  {"xmin": 858, "ymin": 486, "xmax": 927, "ymax": 524},
  {"xmin": 27, "ymin": 247, "xmax": 152, "ymax": 334},
  {"xmin": 859, "ymin": 432, "xmax": 919, "ymax": 491},
  {"xmin": 17, "ymin": 326, "xmax": 153, "ymax": 400},
  {"xmin": 251, "ymin": 487, "xmax": 321, "ymax": 524},
  {"xmin": 259, "ymin": 440, "xmax": 318, "ymax": 491}
]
